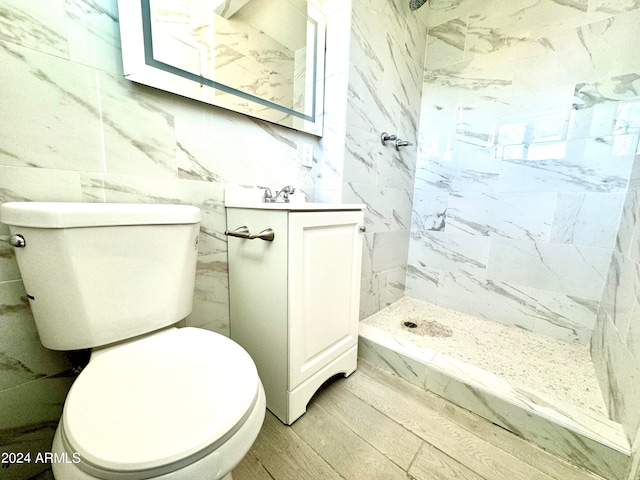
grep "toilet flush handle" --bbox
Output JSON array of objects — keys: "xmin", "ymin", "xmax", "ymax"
[{"xmin": 0, "ymin": 234, "xmax": 25, "ymax": 248}]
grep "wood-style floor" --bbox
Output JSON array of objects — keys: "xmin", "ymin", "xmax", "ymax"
[{"xmin": 233, "ymin": 360, "xmax": 604, "ymax": 480}]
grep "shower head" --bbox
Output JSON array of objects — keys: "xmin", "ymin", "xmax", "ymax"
[{"xmin": 409, "ymin": 0, "xmax": 429, "ymax": 10}]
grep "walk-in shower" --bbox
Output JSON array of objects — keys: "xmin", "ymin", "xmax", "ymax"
[{"xmin": 353, "ymin": 0, "xmax": 640, "ymax": 478}]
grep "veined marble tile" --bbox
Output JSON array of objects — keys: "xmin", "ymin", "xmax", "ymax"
[
  {"xmin": 627, "ymin": 191, "xmax": 640, "ymax": 264},
  {"xmin": 174, "ymin": 97, "xmax": 316, "ymax": 189},
  {"xmin": 431, "ymin": 270, "xmax": 597, "ymax": 344},
  {"xmin": 425, "ymin": 18, "xmax": 466, "ymax": 70},
  {"xmin": 600, "ymin": 251, "xmax": 639, "ymax": 336},
  {"xmin": 0, "ymin": 374, "xmax": 74, "ymax": 480},
  {"xmin": 487, "ymin": 238, "xmax": 611, "ymax": 300},
  {"xmin": 0, "ymin": 41, "xmax": 103, "ymax": 171},
  {"xmin": 446, "ymin": 191, "xmax": 556, "ymax": 240},
  {"xmin": 405, "ymin": 264, "xmax": 439, "ymax": 304},
  {"xmin": 359, "ymin": 322, "xmax": 630, "ymax": 480},
  {"xmin": 435, "ymin": 272, "xmax": 542, "ymax": 330},
  {"xmin": 379, "ymin": 266, "xmax": 407, "ymax": 310},
  {"xmin": 370, "ymin": 230, "xmax": 410, "ymax": 274},
  {"xmin": 189, "ymin": 253, "xmax": 229, "ymax": 331},
  {"xmin": 350, "ymin": 0, "xmax": 387, "ymax": 74},
  {"xmin": 587, "ymin": 0, "xmax": 640, "ymax": 23},
  {"xmin": 574, "ymin": 79, "xmax": 640, "ymax": 114},
  {"xmin": 360, "ymin": 265, "xmax": 406, "ymax": 319},
  {"xmin": 419, "ymin": 0, "xmax": 485, "ymax": 29},
  {"xmin": 422, "ymin": 58, "xmax": 513, "ymax": 110},
  {"xmin": 469, "ymin": 0, "xmax": 588, "ymax": 39},
  {"xmin": 411, "ymin": 191, "xmax": 447, "ymax": 231},
  {"xmin": 377, "ymin": 147, "xmax": 416, "ymax": 190},
  {"xmin": 98, "ymin": 72, "xmax": 177, "ymax": 178},
  {"xmin": 64, "ymin": 0, "xmax": 122, "ymax": 75},
  {"xmin": 0, "ymin": 166, "xmax": 83, "ymax": 282},
  {"xmin": 81, "ymin": 173, "xmax": 226, "ymax": 256},
  {"xmin": 591, "ymin": 307, "xmax": 610, "ymax": 409},
  {"xmin": 533, "ymin": 291, "xmax": 598, "ymax": 345},
  {"xmin": 358, "ymin": 323, "xmax": 435, "ymax": 386},
  {"xmin": 343, "ymin": 127, "xmax": 379, "ymax": 186},
  {"xmin": 360, "ymin": 273, "xmax": 382, "ymax": 320},
  {"xmin": 465, "ymin": 16, "xmax": 536, "ymax": 64},
  {"xmin": 0, "ymin": 167, "xmax": 83, "ymax": 204},
  {"xmin": 0, "ymin": 280, "xmax": 71, "ymax": 391},
  {"xmin": 616, "ymin": 188, "xmax": 640, "ymax": 257},
  {"xmin": 344, "ymin": 183, "xmax": 413, "ymax": 233},
  {"xmin": 413, "ymin": 158, "xmax": 457, "ymax": 193},
  {"xmin": 413, "ymin": 156, "xmax": 500, "ymax": 194},
  {"xmin": 577, "ymin": 10, "xmax": 640, "ymax": 80},
  {"xmin": 550, "ymin": 192, "xmax": 624, "ymax": 249},
  {"xmin": 497, "ymin": 154, "xmax": 632, "ymax": 194},
  {"xmin": 383, "ymin": 21, "xmax": 424, "ymax": 125},
  {"xmin": 599, "ymin": 309, "xmax": 640, "ymax": 441},
  {"xmin": 519, "ymin": 11, "xmax": 640, "ymax": 93},
  {"xmin": 408, "ymin": 230, "xmax": 490, "ymax": 276},
  {"xmin": 346, "ymin": 60, "xmax": 392, "ymax": 135},
  {"xmin": 424, "ymin": 365, "xmax": 628, "ymax": 480},
  {"xmin": 625, "ymin": 299, "xmax": 640, "ymax": 365},
  {"xmin": 0, "ymin": 0, "xmax": 68, "ymax": 58}
]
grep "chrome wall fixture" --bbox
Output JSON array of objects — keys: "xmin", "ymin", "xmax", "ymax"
[
  {"xmin": 380, "ymin": 132, "xmax": 397, "ymax": 145},
  {"xmin": 394, "ymin": 138, "xmax": 413, "ymax": 150},
  {"xmin": 380, "ymin": 132, "xmax": 413, "ymax": 150}
]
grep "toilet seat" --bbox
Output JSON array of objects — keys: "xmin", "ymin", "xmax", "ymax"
[{"xmin": 61, "ymin": 327, "xmax": 259, "ymax": 478}]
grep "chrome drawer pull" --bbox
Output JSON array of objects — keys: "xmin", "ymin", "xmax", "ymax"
[{"xmin": 225, "ymin": 226, "xmax": 275, "ymax": 242}]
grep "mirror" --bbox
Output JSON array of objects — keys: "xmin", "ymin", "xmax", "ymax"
[{"xmin": 117, "ymin": 0, "xmax": 326, "ymax": 136}]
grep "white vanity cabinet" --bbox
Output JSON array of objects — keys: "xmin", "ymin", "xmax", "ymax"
[{"xmin": 226, "ymin": 205, "xmax": 365, "ymax": 425}]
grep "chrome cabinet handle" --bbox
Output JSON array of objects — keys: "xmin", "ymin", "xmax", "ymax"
[{"xmin": 225, "ymin": 226, "xmax": 275, "ymax": 242}]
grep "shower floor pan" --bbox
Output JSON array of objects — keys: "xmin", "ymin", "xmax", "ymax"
[{"xmin": 358, "ymin": 296, "xmax": 630, "ymax": 480}]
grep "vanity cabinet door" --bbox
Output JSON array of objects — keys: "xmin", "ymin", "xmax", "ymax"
[{"xmin": 288, "ymin": 211, "xmax": 363, "ymax": 389}]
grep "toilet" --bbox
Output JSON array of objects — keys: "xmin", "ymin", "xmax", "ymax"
[{"xmin": 0, "ymin": 202, "xmax": 265, "ymax": 480}]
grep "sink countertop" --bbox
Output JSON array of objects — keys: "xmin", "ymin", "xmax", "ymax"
[{"xmin": 224, "ymin": 189, "xmax": 366, "ymax": 211}]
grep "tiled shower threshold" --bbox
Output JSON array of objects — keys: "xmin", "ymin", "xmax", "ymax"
[{"xmin": 358, "ymin": 297, "xmax": 631, "ymax": 480}]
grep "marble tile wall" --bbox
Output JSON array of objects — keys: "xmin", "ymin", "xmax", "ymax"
[
  {"xmin": 0, "ymin": 0, "xmax": 351, "ymax": 477},
  {"xmin": 594, "ymin": 151, "xmax": 640, "ymax": 460},
  {"xmin": 343, "ymin": 0, "xmax": 425, "ymax": 319},
  {"xmin": 406, "ymin": 0, "xmax": 640, "ymax": 349},
  {"xmin": 406, "ymin": 1, "xmax": 640, "ymax": 476}
]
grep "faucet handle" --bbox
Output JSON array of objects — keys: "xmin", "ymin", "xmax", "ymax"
[
  {"xmin": 280, "ymin": 185, "xmax": 295, "ymax": 202},
  {"xmin": 257, "ymin": 186, "xmax": 273, "ymax": 203},
  {"xmin": 394, "ymin": 138, "xmax": 413, "ymax": 151}
]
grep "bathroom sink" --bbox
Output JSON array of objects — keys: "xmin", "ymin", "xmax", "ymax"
[{"xmin": 224, "ymin": 188, "xmax": 365, "ymax": 211}]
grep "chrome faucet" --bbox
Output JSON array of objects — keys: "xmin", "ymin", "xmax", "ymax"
[
  {"xmin": 258, "ymin": 186, "xmax": 273, "ymax": 203},
  {"xmin": 259, "ymin": 185, "xmax": 296, "ymax": 203},
  {"xmin": 273, "ymin": 185, "xmax": 296, "ymax": 203}
]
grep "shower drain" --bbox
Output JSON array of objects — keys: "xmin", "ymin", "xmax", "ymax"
[{"xmin": 401, "ymin": 318, "xmax": 453, "ymax": 337}]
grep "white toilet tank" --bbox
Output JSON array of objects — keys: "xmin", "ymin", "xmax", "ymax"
[{"xmin": 0, "ymin": 202, "xmax": 201, "ymax": 350}]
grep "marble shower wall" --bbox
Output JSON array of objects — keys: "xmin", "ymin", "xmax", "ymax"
[
  {"xmin": 406, "ymin": 0, "xmax": 640, "ymax": 347},
  {"xmin": 343, "ymin": 0, "xmax": 426, "ymax": 318},
  {"xmin": 0, "ymin": 0, "xmax": 350, "ymax": 477},
  {"xmin": 594, "ymin": 153, "xmax": 640, "ymax": 446}
]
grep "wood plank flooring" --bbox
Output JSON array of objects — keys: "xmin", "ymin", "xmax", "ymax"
[
  {"xmin": 233, "ymin": 360, "xmax": 605, "ymax": 480},
  {"xmin": 29, "ymin": 360, "xmax": 605, "ymax": 480}
]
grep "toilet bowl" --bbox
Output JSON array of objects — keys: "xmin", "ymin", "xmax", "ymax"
[
  {"xmin": 0, "ymin": 202, "xmax": 265, "ymax": 480},
  {"xmin": 51, "ymin": 328, "xmax": 266, "ymax": 480}
]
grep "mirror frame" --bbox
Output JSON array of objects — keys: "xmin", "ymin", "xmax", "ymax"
[{"xmin": 117, "ymin": 0, "xmax": 326, "ymax": 136}]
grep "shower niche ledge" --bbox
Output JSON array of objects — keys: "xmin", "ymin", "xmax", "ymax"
[{"xmin": 359, "ymin": 316, "xmax": 630, "ymax": 480}]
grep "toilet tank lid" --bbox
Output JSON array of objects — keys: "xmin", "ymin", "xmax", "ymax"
[{"xmin": 0, "ymin": 202, "xmax": 201, "ymax": 228}]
